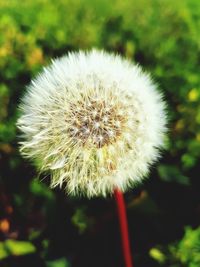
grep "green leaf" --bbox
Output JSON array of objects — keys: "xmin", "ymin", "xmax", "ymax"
[
  {"xmin": 177, "ymin": 227, "xmax": 200, "ymax": 266},
  {"xmin": 149, "ymin": 247, "xmax": 166, "ymax": 264},
  {"xmin": 158, "ymin": 164, "xmax": 190, "ymax": 185},
  {"xmin": 46, "ymin": 258, "xmax": 70, "ymax": 267},
  {"xmin": 71, "ymin": 207, "xmax": 93, "ymax": 234},
  {"xmin": 0, "ymin": 239, "xmax": 36, "ymax": 259},
  {"xmin": 30, "ymin": 179, "xmax": 54, "ymax": 199},
  {"xmin": 0, "ymin": 242, "xmax": 9, "ymax": 260},
  {"xmin": 181, "ymin": 153, "xmax": 197, "ymax": 169}
]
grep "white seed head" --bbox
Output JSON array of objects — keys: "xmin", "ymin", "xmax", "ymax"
[{"xmin": 17, "ymin": 50, "xmax": 167, "ymax": 198}]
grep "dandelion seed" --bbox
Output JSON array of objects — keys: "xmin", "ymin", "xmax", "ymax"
[
  {"xmin": 108, "ymin": 130, "xmax": 114, "ymax": 137},
  {"xmin": 115, "ymin": 120, "xmax": 121, "ymax": 127},
  {"xmin": 94, "ymin": 122, "xmax": 100, "ymax": 129},
  {"xmin": 103, "ymin": 116, "xmax": 109, "ymax": 123},
  {"xmin": 84, "ymin": 128, "xmax": 90, "ymax": 134}
]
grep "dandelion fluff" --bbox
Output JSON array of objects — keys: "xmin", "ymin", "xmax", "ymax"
[{"xmin": 17, "ymin": 50, "xmax": 167, "ymax": 197}]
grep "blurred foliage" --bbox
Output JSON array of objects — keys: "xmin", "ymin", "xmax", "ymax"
[
  {"xmin": 150, "ymin": 226, "xmax": 200, "ymax": 267},
  {"xmin": 0, "ymin": 239, "xmax": 36, "ymax": 260},
  {"xmin": 0, "ymin": 0, "xmax": 200, "ymax": 266},
  {"xmin": 46, "ymin": 258, "xmax": 69, "ymax": 267}
]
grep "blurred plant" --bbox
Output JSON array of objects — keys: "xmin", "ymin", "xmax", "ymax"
[
  {"xmin": 71, "ymin": 207, "xmax": 93, "ymax": 234},
  {"xmin": 149, "ymin": 226, "xmax": 200, "ymax": 267},
  {"xmin": 46, "ymin": 257, "xmax": 70, "ymax": 267},
  {"xmin": 0, "ymin": 239, "xmax": 36, "ymax": 260}
]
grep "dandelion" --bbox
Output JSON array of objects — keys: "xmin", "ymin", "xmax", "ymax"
[
  {"xmin": 17, "ymin": 50, "xmax": 167, "ymax": 267},
  {"xmin": 17, "ymin": 50, "xmax": 167, "ymax": 198}
]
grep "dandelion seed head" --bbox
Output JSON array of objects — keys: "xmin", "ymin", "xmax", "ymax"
[{"xmin": 17, "ymin": 50, "xmax": 167, "ymax": 197}]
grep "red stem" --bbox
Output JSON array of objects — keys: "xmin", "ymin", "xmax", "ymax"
[{"xmin": 114, "ymin": 189, "xmax": 134, "ymax": 267}]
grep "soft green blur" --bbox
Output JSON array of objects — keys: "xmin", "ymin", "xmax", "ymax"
[{"xmin": 0, "ymin": 0, "xmax": 200, "ymax": 266}]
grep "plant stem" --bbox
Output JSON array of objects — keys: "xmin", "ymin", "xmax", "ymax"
[{"xmin": 114, "ymin": 189, "xmax": 133, "ymax": 267}]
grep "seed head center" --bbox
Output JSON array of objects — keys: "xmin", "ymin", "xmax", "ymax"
[{"xmin": 68, "ymin": 96, "xmax": 127, "ymax": 147}]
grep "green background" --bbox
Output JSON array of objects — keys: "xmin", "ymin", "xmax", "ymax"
[{"xmin": 0, "ymin": 0, "xmax": 200, "ymax": 266}]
